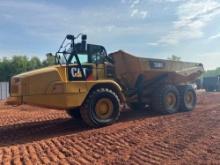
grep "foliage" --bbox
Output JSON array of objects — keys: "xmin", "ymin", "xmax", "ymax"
[
  {"xmin": 0, "ymin": 54, "xmax": 55, "ymax": 81},
  {"xmin": 1, "ymin": 54, "xmax": 219, "ymax": 81},
  {"xmin": 167, "ymin": 55, "xmax": 181, "ymax": 61},
  {"xmin": 203, "ymin": 67, "xmax": 220, "ymax": 77},
  {"xmin": 42, "ymin": 53, "xmax": 56, "ymax": 67}
]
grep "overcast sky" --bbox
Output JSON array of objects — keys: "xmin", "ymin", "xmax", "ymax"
[{"xmin": 0, "ymin": 0, "xmax": 220, "ymax": 70}]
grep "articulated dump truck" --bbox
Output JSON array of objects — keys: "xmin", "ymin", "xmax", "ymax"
[{"xmin": 7, "ymin": 34, "xmax": 204, "ymax": 127}]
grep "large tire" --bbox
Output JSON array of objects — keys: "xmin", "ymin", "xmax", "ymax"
[
  {"xmin": 80, "ymin": 88, "xmax": 120, "ymax": 127},
  {"xmin": 178, "ymin": 85, "xmax": 197, "ymax": 112},
  {"xmin": 152, "ymin": 85, "xmax": 180, "ymax": 114},
  {"xmin": 66, "ymin": 108, "xmax": 82, "ymax": 120}
]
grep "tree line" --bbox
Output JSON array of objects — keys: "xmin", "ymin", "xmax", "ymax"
[
  {"xmin": 203, "ymin": 67, "xmax": 220, "ymax": 77},
  {"xmin": 0, "ymin": 54, "xmax": 219, "ymax": 82},
  {"xmin": 0, "ymin": 54, "xmax": 55, "ymax": 81}
]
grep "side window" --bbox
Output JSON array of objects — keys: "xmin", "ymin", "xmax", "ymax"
[
  {"xmin": 91, "ymin": 54, "xmax": 104, "ymax": 64},
  {"xmin": 88, "ymin": 44, "xmax": 107, "ymax": 64},
  {"xmin": 90, "ymin": 49, "xmax": 106, "ymax": 64}
]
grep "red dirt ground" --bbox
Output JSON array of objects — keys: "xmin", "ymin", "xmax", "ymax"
[{"xmin": 0, "ymin": 91, "xmax": 219, "ymax": 164}]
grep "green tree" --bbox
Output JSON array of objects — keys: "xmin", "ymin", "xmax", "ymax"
[
  {"xmin": 29, "ymin": 57, "xmax": 42, "ymax": 70},
  {"xmin": 42, "ymin": 53, "xmax": 56, "ymax": 67},
  {"xmin": 0, "ymin": 55, "xmax": 42, "ymax": 81},
  {"xmin": 203, "ymin": 67, "xmax": 220, "ymax": 77},
  {"xmin": 0, "ymin": 57, "xmax": 11, "ymax": 81}
]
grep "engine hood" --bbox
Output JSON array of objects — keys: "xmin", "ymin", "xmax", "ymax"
[
  {"xmin": 11, "ymin": 65, "xmax": 66, "ymax": 96},
  {"xmin": 14, "ymin": 65, "xmax": 60, "ymax": 78}
]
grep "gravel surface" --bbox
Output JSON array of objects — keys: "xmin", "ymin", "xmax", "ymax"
[{"xmin": 0, "ymin": 92, "xmax": 219, "ymax": 164}]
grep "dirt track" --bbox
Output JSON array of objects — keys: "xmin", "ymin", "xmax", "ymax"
[{"xmin": 0, "ymin": 92, "xmax": 220, "ymax": 164}]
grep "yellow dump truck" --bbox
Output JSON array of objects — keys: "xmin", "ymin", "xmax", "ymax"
[{"xmin": 7, "ymin": 34, "xmax": 204, "ymax": 127}]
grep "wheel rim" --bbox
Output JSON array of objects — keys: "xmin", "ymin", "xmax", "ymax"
[
  {"xmin": 165, "ymin": 92, "xmax": 177, "ymax": 109},
  {"xmin": 184, "ymin": 91, "xmax": 194, "ymax": 108},
  {"xmin": 95, "ymin": 98, "xmax": 113, "ymax": 119}
]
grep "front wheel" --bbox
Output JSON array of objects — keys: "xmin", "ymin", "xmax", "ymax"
[{"xmin": 80, "ymin": 88, "xmax": 120, "ymax": 127}]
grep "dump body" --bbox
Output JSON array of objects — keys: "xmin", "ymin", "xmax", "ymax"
[{"xmin": 110, "ymin": 51, "xmax": 204, "ymax": 89}]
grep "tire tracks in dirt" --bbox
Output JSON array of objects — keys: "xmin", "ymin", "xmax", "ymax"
[{"xmin": 0, "ymin": 92, "xmax": 219, "ymax": 164}]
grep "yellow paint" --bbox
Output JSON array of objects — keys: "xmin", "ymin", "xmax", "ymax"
[
  {"xmin": 8, "ymin": 65, "xmax": 122, "ymax": 109},
  {"xmin": 7, "ymin": 50, "xmax": 204, "ymax": 109}
]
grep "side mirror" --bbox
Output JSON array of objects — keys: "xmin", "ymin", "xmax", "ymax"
[
  {"xmin": 46, "ymin": 53, "xmax": 54, "ymax": 57},
  {"xmin": 66, "ymin": 34, "xmax": 74, "ymax": 40}
]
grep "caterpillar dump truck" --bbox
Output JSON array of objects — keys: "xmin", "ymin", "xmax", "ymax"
[{"xmin": 7, "ymin": 34, "xmax": 204, "ymax": 127}]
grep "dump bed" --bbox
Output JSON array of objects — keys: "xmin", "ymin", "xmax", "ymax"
[{"xmin": 110, "ymin": 51, "xmax": 204, "ymax": 88}]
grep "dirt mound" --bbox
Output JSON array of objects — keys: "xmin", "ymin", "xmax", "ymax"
[{"xmin": 0, "ymin": 92, "xmax": 220, "ymax": 164}]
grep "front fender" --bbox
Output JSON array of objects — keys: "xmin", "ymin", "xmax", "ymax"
[{"xmin": 85, "ymin": 80, "xmax": 125, "ymax": 103}]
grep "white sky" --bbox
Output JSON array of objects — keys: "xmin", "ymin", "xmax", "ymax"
[{"xmin": 0, "ymin": 0, "xmax": 220, "ymax": 70}]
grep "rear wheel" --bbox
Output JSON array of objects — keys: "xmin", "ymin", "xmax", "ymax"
[
  {"xmin": 152, "ymin": 85, "xmax": 180, "ymax": 114},
  {"xmin": 80, "ymin": 88, "xmax": 120, "ymax": 127},
  {"xmin": 178, "ymin": 85, "xmax": 196, "ymax": 112}
]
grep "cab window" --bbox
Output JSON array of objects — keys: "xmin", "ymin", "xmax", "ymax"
[{"xmin": 88, "ymin": 45, "xmax": 107, "ymax": 64}]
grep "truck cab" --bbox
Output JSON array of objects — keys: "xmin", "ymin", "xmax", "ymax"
[{"xmin": 57, "ymin": 40, "xmax": 114, "ymax": 82}]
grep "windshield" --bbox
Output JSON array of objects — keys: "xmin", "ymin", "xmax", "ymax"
[
  {"xmin": 60, "ymin": 54, "xmax": 88, "ymax": 64},
  {"xmin": 58, "ymin": 44, "xmax": 107, "ymax": 65}
]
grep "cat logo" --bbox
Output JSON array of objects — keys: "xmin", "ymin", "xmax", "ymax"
[
  {"xmin": 68, "ymin": 66, "xmax": 93, "ymax": 81},
  {"xmin": 71, "ymin": 67, "xmax": 84, "ymax": 78}
]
